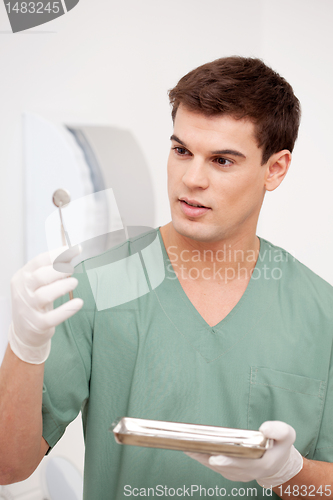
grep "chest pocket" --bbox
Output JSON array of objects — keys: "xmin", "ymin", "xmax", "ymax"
[{"xmin": 247, "ymin": 367, "xmax": 326, "ymax": 458}]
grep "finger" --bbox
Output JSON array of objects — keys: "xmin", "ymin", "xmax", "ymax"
[
  {"xmin": 53, "ymin": 245, "xmax": 82, "ymax": 273},
  {"xmin": 184, "ymin": 452, "xmax": 212, "ymax": 466},
  {"xmin": 209, "ymin": 454, "xmax": 260, "ymax": 468},
  {"xmin": 185, "ymin": 452, "xmax": 211, "ymax": 459},
  {"xmin": 209, "ymin": 455, "xmax": 234, "ymax": 466},
  {"xmin": 52, "ymin": 262, "xmax": 75, "ymax": 274},
  {"xmin": 24, "ymin": 251, "xmax": 54, "ymax": 273},
  {"xmin": 259, "ymin": 421, "xmax": 296, "ymax": 445},
  {"xmin": 28, "ymin": 265, "xmax": 73, "ymax": 292},
  {"xmin": 34, "ymin": 277, "xmax": 79, "ymax": 309},
  {"xmin": 24, "ymin": 245, "xmax": 82, "ymax": 274},
  {"xmin": 43, "ymin": 298, "xmax": 84, "ymax": 328},
  {"xmin": 53, "ymin": 244, "xmax": 82, "ymax": 263}
]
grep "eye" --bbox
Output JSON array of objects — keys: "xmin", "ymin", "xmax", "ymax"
[
  {"xmin": 172, "ymin": 146, "xmax": 191, "ymax": 156},
  {"xmin": 214, "ymin": 157, "xmax": 233, "ymax": 167}
]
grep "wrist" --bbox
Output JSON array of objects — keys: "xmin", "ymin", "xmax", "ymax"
[
  {"xmin": 8, "ymin": 323, "xmax": 51, "ymax": 365},
  {"xmin": 257, "ymin": 447, "xmax": 304, "ymax": 489}
]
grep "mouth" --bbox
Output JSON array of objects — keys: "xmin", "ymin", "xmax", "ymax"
[
  {"xmin": 178, "ymin": 198, "xmax": 211, "ymax": 217},
  {"xmin": 179, "ymin": 198, "xmax": 210, "ymax": 209}
]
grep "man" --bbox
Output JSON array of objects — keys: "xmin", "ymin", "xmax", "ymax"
[{"xmin": 1, "ymin": 57, "xmax": 333, "ymax": 499}]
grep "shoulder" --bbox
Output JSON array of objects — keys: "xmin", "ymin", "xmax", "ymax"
[{"xmin": 259, "ymin": 237, "xmax": 333, "ymax": 310}]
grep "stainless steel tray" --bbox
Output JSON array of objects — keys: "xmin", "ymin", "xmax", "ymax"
[{"xmin": 111, "ymin": 417, "xmax": 273, "ymax": 458}]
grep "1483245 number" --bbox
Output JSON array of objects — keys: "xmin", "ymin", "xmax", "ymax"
[{"xmin": 5, "ymin": 2, "xmax": 60, "ymax": 14}]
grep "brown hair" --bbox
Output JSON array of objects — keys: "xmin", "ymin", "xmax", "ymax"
[{"xmin": 168, "ymin": 56, "xmax": 301, "ymax": 164}]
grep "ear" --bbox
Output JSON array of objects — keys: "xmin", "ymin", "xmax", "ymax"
[{"xmin": 264, "ymin": 150, "xmax": 292, "ymax": 191}]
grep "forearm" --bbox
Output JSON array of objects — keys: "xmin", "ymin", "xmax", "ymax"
[
  {"xmin": 273, "ymin": 458, "xmax": 333, "ymax": 499},
  {"xmin": 0, "ymin": 343, "xmax": 45, "ymax": 483}
]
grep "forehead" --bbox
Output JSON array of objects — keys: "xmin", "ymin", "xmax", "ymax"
[{"xmin": 173, "ymin": 105, "xmax": 259, "ymax": 153}]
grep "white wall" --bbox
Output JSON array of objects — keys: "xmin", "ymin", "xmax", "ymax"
[
  {"xmin": 0, "ymin": 0, "xmax": 332, "ymax": 486},
  {"xmin": 259, "ymin": 0, "xmax": 333, "ymax": 283},
  {"xmin": 1, "ymin": 0, "xmax": 332, "ymax": 293}
]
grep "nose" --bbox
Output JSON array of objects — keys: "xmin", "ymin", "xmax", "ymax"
[{"xmin": 182, "ymin": 159, "xmax": 209, "ymax": 190}]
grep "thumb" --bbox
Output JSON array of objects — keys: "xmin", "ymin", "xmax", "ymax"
[{"xmin": 259, "ymin": 421, "xmax": 296, "ymax": 446}]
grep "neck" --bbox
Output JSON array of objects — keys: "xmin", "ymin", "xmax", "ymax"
[{"xmin": 159, "ymin": 222, "xmax": 260, "ymax": 285}]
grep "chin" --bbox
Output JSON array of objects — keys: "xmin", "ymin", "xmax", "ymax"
[{"xmin": 171, "ymin": 217, "xmax": 223, "ymax": 243}]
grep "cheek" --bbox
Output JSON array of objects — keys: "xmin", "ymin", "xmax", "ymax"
[
  {"xmin": 215, "ymin": 171, "xmax": 264, "ymax": 208},
  {"xmin": 239, "ymin": 177, "xmax": 266, "ymax": 214},
  {"xmin": 166, "ymin": 161, "xmax": 177, "ymax": 198},
  {"xmin": 167, "ymin": 158, "xmax": 182, "ymax": 189},
  {"xmin": 166, "ymin": 154, "xmax": 174, "ymax": 179}
]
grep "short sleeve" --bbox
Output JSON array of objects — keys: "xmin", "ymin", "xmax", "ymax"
[
  {"xmin": 42, "ymin": 262, "xmax": 95, "ymax": 449},
  {"xmin": 313, "ymin": 340, "xmax": 333, "ymax": 462}
]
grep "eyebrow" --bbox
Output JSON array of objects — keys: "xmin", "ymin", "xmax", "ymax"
[{"xmin": 170, "ymin": 134, "xmax": 246, "ymax": 159}]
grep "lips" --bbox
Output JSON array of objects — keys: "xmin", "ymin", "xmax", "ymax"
[
  {"xmin": 179, "ymin": 198, "xmax": 209, "ymax": 208},
  {"xmin": 179, "ymin": 198, "xmax": 211, "ymax": 218}
]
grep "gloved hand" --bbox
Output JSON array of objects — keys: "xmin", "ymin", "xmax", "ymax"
[
  {"xmin": 8, "ymin": 245, "xmax": 84, "ymax": 365},
  {"xmin": 185, "ymin": 421, "xmax": 303, "ymax": 488}
]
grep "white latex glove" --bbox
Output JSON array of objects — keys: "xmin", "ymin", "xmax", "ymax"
[
  {"xmin": 8, "ymin": 245, "xmax": 84, "ymax": 364},
  {"xmin": 185, "ymin": 421, "xmax": 303, "ymax": 488}
]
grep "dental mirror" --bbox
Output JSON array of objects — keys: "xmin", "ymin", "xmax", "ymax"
[
  {"xmin": 52, "ymin": 188, "xmax": 73, "ymax": 300},
  {"xmin": 52, "ymin": 189, "xmax": 72, "ymax": 247},
  {"xmin": 52, "ymin": 188, "xmax": 71, "ymax": 209}
]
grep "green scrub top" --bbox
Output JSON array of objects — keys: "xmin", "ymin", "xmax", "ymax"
[{"xmin": 42, "ymin": 228, "xmax": 333, "ymax": 499}]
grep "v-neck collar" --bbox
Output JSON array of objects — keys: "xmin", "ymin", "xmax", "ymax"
[{"xmin": 154, "ymin": 228, "xmax": 279, "ymax": 362}]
